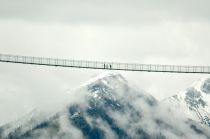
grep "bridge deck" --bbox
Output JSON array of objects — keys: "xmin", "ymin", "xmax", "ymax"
[{"xmin": 0, "ymin": 54, "xmax": 210, "ymax": 74}]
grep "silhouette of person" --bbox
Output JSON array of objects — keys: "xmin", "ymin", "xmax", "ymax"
[
  {"xmin": 110, "ymin": 65, "xmax": 112, "ymax": 69},
  {"xmin": 104, "ymin": 64, "xmax": 105, "ymax": 69}
]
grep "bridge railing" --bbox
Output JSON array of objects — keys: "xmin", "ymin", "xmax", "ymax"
[{"xmin": 0, "ymin": 53, "xmax": 210, "ymax": 74}]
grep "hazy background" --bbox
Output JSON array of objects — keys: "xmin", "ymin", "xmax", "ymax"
[{"xmin": 0, "ymin": 0, "xmax": 210, "ymax": 125}]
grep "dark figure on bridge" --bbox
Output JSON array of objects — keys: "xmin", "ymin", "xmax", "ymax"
[
  {"xmin": 104, "ymin": 64, "xmax": 105, "ymax": 69},
  {"xmin": 110, "ymin": 65, "xmax": 112, "ymax": 69}
]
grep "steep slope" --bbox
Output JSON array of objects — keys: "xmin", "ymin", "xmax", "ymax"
[
  {"xmin": 1, "ymin": 72, "xmax": 210, "ymax": 139},
  {"xmin": 163, "ymin": 77, "xmax": 210, "ymax": 126}
]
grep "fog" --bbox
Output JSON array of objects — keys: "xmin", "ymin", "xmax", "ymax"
[{"xmin": 0, "ymin": 0, "xmax": 210, "ymax": 127}]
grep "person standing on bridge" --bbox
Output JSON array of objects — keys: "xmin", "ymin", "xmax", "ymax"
[{"xmin": 110, "ymin": 65, "xmax": 112, "ymax": 69}]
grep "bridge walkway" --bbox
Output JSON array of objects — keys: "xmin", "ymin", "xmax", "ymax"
[{"xmin": 0, "ymin": 54, "xmax": 210, "ymax": 74}]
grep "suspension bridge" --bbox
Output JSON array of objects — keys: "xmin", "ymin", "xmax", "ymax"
[{"xmin": 0, "ymin": 53, "xmax": 210, "ymax": 74}]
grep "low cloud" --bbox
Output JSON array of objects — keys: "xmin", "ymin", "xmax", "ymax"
[{"xmin": 2, "ymin": 72, "xmax": 210, "ymax": 139}]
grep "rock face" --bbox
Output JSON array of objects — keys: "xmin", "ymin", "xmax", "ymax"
[
  {"xmin": 1, "ymin": 72, "xmax": 210, "ymax": 139},
  {"xmin": 201, "ymin": 78, "xmax": 210, "ymax": 94},
  {"xmin": 164, "ymin": 77, "xmax": 210, "ymax": 127}
]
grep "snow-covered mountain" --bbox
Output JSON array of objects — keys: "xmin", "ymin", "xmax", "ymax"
[
  {"xmin": 1, "ymin": 72, "xmax": 210, "ymax": 139},
  {"xmin": 163, "ymin": 77, "xmax": 210, "ymax": 126}
]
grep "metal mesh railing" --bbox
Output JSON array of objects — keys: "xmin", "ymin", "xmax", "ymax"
[{"xmin": 0, "ymin": 53, "xmax": 210, "ymax": 74}]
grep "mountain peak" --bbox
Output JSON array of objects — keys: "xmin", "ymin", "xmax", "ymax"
[
  {"xmin": 1, "ymin": 73, "xmax": 210, "ymax": 139},
  {"xmin": 201, "ymin": 77, "xmax": 210, "ymax": 94},
  {"xmin": 81, "ymin": 71, "xmax": 127, "ymax": 88},
  {"xmin": 163, "ymin": 76, "xmax": 210, "ymax": 126}
]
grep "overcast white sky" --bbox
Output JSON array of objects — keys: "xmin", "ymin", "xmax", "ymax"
[{"xmin": 0, "ymin": 0, "xmax": 210, "ymax": 125}]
